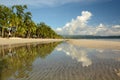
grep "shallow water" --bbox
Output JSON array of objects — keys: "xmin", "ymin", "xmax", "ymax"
[{"xmin": 0, "ymin": 42, "xmax": 120, "ymax": 80}]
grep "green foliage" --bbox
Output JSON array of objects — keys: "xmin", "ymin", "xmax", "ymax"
[
  {"xmin": 36, "ymin": 22, "xmax": 62, "ymax": 38},
  {"xmin": 0, "ymin": 5, "xmax": 13, "ymax": 37},
  {"xmin": 0, "ymin": 5, "xmax": 62, "ymax": 38}
]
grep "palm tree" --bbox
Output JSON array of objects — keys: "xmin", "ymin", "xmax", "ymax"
[
  {"xmin": 0, "ymin": 5, "xmax": 12, "ymax": 37},
  {"xmin": 11, "ymin": 5, "xmax": 28, "ymax": 37},
  {"xmin": 23, "ymin": 12, "xmax": 32, "ymax": 38},
  {"xmin": 36, "ymin": 22, "xmax": 62, "ymax": 38}
]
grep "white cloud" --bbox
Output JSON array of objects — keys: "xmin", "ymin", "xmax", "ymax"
[
  {"xmin": 94, "ymin": 24, "xmax": 120, "ymax": 36},
  {"xmin": 112, "ymin": 25, "xmax": 120, "ymax": 29},
  {"xmin": 56, "ymin": 11, "xmax": 92, "ymax": 35},
  {"xmin": 55, "ymin": 11, "xmax": 120, "ymax": 36}
]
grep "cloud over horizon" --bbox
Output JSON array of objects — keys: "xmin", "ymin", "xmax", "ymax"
[{"xmin": 55, "ymin": 11, "xmax": 120, "ymax": 36}]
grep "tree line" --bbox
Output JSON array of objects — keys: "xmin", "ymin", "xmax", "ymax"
[{"xmin": 0, "ymin": 5, "xmax": 62, "ymax": 38}]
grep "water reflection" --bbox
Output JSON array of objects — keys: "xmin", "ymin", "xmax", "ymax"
[
  {"xmin": 56, "ymin": 42, "xmax": 120, "ymax": 66},
  {"xmin": 55, "ymin": 42, "xmax": 120, "ymax": 80},
  {"xmin": 56, "ymin": 43, "xmax": 92, "ymax": 67},
  {"xmin": 0, "ymin": 42, "xmax": 60, "ymax": 80},
  {"xmin": 0, "ymin": 42, "xmax": 120, "ymax": 80}
]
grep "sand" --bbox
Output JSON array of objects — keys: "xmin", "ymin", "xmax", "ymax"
[
  {"xmin": 67, "ymin": 39, "xmax": 120, "ymax": 50},
  {"xmin": 0, "ymin": 38, "xmax": 120, "ymax": 50},
  {"xmin": 0, "ymin": 37, "xmax": 64, "ymax": 46}
]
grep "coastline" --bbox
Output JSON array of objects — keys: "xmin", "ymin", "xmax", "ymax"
[
  {"xmin": 0, "ymin": 38, "xmax": 64, "ymax": 46},
  {"xmin": 67, "ymin": 39, "xmax": 120, "ymax": 50},
  {"xmin": 0, "ymin": 38, "xmax": 120, "ymax": 50}
]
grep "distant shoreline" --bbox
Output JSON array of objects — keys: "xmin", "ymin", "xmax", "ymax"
[{"xmin": 63, "ymin": 35, "xmax": 120, "ymax": 39}]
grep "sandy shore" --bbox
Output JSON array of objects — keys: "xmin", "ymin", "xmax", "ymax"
[
  {"xmin": 67, "ymin": 39, "xmax": 120, "ymax": 50},
  {"xmin": 0, "ymin": 37, "xmax": 64, "ymax": 46},
  {"xmin": 0, "ymin": 38, "xmax": 120, "ymax": 50}
]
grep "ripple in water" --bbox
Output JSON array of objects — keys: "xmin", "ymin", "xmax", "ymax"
[{"xmin": 0, "ymin": 42, "xmax": 120, "ymax": 80}]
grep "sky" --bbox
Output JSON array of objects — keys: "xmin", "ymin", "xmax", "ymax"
[{"xmin": 0, "ymin": 0, "xmax": 120, "ymax": 36}]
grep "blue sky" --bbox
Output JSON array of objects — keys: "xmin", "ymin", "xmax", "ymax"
[
  {"xmin": 29, "ymin": 0, "xmax": 120, "ymax": 28},
  {"xmin": 0, "ymin": 0, "xmax": 120, "ymax": 35}
]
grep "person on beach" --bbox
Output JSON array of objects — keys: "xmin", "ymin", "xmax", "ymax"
[
  {"xmin": 8, "ymin": 31, "xmax": 11, "ymax": 38},
  {"xmin": 8, "ymin": 28, "xmax": 11, "ymax": 38}
]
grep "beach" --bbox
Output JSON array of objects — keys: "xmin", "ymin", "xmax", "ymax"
[
  {"xmin": 0, "ymin": 38, "xmax": 120, "ymax": 50},
  {"xmin": 0, "ymin": 38, "xmax": 64, "ymax": 46},
  {"xmin": 67, "ymin": 39, "xmax": 120, "ymax": 50}
]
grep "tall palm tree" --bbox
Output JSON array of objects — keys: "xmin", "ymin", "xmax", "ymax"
[
  {"xmin": 0, "ymin": 5, "xmax": 12, "ymax": 37},
  {"xmin": 11, "ymin": 5, "xmax": 28, "ymax": 37},
  {"xmin": 23, "ymin": 12, "xmax": 37, "ymax": 38}
]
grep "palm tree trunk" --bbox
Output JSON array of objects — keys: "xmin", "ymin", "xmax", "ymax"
[
  {"xmin": 2, "ymin": 27, "xmax": 4, "ymax": 37},
  {"xmin": 27, "ymin": 31, "xmax": 30, "ymax": 38}
]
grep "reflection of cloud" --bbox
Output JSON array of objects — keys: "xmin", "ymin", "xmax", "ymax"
[
  {"xmin": 56, "ymin": 43, "xmax": 92, "ymax": 67},
  {"xmin": 97, "ymin": 49, "xmax": 104, "ymax": 53},
  {"xmin": 77, "ymin": 50, "xmax": 92, "ymax": 67},
  {"xmin": 56, "ymin": 48, "xmax": 63, "ymax": 51},
  {"xmin": 96, "ymin": 49, "xmax": 120, "ymax": 62}
]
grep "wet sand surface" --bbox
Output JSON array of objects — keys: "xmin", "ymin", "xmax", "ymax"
[
  {"xmin": 67, "ymin": 39, "xmax": 120, "ymax": 50},
  {"xmin": 0, "ymin": 41, "xmax": 120, "ymax": 80}
]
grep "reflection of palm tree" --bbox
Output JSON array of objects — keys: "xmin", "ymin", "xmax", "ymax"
[
  {"xmin": 56, "ymin": 43, "xmax": 92, "ymax": 67},
  {"xmin": 0, "ymin": 59, "xmax": 8, "ymax": 80},
  {"xmin": 0, "ymin": 42, "xmax": 60, "ymax": 80}
]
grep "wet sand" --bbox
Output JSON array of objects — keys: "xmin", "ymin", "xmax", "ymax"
[{"xmin": 67, "ymin": 39, "xmax": 120, "ymax": 50}]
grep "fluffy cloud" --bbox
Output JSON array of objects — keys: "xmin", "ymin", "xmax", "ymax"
[
  {"xmin": 55, "ymin": 11, "xmax": 120, "ymax": 36},
  {"xmin": 56, "ymin": 11, "xmax": 92, "ymax": 35},
  {"xmin": 94, "ymin": 24, "xmax": 120, "ymax": 36}
]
